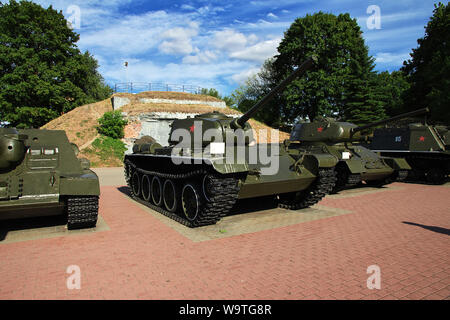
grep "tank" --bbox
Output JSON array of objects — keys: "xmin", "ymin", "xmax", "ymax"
[
  {"xmin": 369, "ymin": 121, "xmax": 449, "ymax": 184},
  {"xmin": 0, "ymin": 128, "xmax": 100, "ymax": 229},
  {"xmin": 289, "ymin": 108, "xmax": 429, "ymax": 192},
  {"xmin": 124, "ymin": 57, "xmax": 341, "ymax": 228}
]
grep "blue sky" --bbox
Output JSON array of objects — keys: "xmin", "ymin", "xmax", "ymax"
[{"xmin": 33, "ymin": 0, "xmax": 436, "ymax": 95}]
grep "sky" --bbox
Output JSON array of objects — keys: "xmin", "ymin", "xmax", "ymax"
[{"xmin": 31, "ymin": 0, "xmax": 436, "ymax": 95}]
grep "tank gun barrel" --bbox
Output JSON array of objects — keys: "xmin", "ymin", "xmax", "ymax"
[
  {"xmin": 350, "ymin": 107, "xmax": 429, "ymax": 136},
  {"xmin": 232, "ymin": 56, "xmax": 317, "ymax": 129}
]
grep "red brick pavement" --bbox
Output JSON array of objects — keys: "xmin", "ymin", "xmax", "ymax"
[{"xmin": 0, "ymin": 182, "xmax": 449, "ymax": 300}]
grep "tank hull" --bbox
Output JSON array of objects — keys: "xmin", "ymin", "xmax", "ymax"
[
  {"xmin": 287, "ymin": 141, "xmax": 410, "ymax": 191},
  {"xmin": 370, "ymin": 125, "xmax": 450, "ymax": 184},
  {"xmin": 124, "ymin": 142, "xmax": 338, "ymax": 227}
]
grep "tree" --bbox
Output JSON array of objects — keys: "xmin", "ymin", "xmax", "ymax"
[
  {"xmin": 402, "ymin": 2, "xmax": 450, "ymax": 125},
  {"xmin": 272, "ymin": 12, "xmax": 386, "ymax": 125},
  {"xmin": 373, "ymin": 71, "xmax": 410, "ymax": 117},
  {"xmin": 231, "ymin": 58, "xmax": 281, "ymax": 126},
  {"xmin": 0, "ymin": 0, "xmax": 112, "ymax": 128},
  {"xmin": 200, "ymin": 88, "xmax": 221, "ymax": 99}
]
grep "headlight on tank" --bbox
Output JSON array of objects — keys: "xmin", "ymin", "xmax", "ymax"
[{"xmin": 342, "ymin": 152, "xmax": 351, "ymax": 160}]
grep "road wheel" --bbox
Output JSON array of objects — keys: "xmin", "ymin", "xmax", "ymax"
[
  {"xmin": 141, "ymin": 175, "xmax": 152, "ymax": 202},
  {"xmin": 181, "ymin": 183, "xmax": 201, "ymax": 222},
  {"xmin": 131, "ymin": 171, "xmax": 141, "ymax": 198},
  {"xmin": 151, "ymin": 176, "xmax": 163, "ymax": 206},
  {"xmin": 202, "ymin": 174, "xmax": 214, "ymax": 202},
  {"xmin": 163, "ymin": 179, "xmax": 178, "ymax": 212}
]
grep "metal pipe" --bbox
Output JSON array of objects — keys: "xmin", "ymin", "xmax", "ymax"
[{"xmin": 350, "ymin": 107, "xmax": 429, "ymax": 135}]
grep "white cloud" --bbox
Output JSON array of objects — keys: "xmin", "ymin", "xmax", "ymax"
[
  {"xmin": 159, "ymin": 22, "xmax": 199, "ymax": 55},
  {"xmin": 180, "ymin": 4, "xmax": 195, "ymax": 11},
  {"xmin": 231, "ymin": 67, "xmax": 260, "ymax": 84},
  {"xmin": 182, "ymin": 51, "xmax": 218, "ymax": 64},
  {"xmin": 267, "ymin": 13, "xmax": 278, "ymax": 19},
  {"xmin": 375, "ymin": 52, "xmax": 410, "ymax": 65},
  {"xmin": 230, "ymin": 38, "xmax": 281, "ymax": 63},
  {"xmin": 213, "ymin": 29, "xmax": 249, "ymax": 52}
]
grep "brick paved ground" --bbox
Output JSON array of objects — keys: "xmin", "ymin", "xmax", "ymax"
[{"xmin": 0, "ymin": 179, "xmax": 449, "ymax": 300}]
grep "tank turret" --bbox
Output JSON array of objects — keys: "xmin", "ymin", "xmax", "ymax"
[
  {"xmin": 0, "ymin": 128, "xmax": 27, "ymax": 170},
  {"xmin": 291, "ymin": 108, "xmax": 430, "ymax": 143}
]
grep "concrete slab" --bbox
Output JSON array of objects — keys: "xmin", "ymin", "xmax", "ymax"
[
  {"xmin": 92, "ymin": 167, "xmax": 126, "ymax": 186},
  {"xmin": 0, "ymin": 215, "xmax": 109, "ymax": 244},
  {"xmin": 124, "ymin": 191, "xmax": 352, "ymax": 242}
]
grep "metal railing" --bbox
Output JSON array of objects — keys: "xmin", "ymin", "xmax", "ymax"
[{"xmin": 114, "ymin": 82, "xmax": 203, "ymax": 94}]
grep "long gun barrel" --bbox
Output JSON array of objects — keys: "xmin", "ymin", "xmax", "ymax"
[
  {"xmin": 232, "ymin": 56, "xmax": 317, "ymax": 129},
  {"xmin": 350, "ymin": 107, "xmax": 429, "ymax": 136}
]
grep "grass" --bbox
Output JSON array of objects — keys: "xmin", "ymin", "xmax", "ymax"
[{"xmin": 81, "ymin": 135, "xmax": 126, "ymax": 167}]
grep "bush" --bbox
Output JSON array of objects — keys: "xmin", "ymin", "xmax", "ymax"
[
  {"xmin": 90, "ymin": 135, "xmax": 127, "ymax": 161},
  {"xmin": 97, "ymin": 111, "xmax": 128, "ymax": 139}
]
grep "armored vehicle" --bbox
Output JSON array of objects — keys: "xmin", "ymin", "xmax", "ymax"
[
  {"xmin": 124, "ymin": 57, "xmax": 340, "ymax": 227},
  {"xmin": 0, "ymin": 128, "xmax": 100, "ymax": 229},
  {"xmin": 370, "ymin": 121, "xmax": 449, "ymax": 184},
  {"xmin": 289, "ymin": 109, "xmax": 429, "ymax": 191}
]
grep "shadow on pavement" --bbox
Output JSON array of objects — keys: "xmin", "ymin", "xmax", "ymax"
[
  {"xmin": 402, "ymin": 221, "xmax": 450, "ymax": 236},
  {"xmin": 0, "ymin": 215, "xmax": 67, "ymax": 241}
]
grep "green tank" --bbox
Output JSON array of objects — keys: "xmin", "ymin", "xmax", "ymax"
[
  {"xmin": 289, "ymin": 108, "xmax": 429, "ymax": 192},
  {"xmin": 0, "ymin": 128, "xmax": 100, "ymax": 229},
  {"xmin": 124, "ymin": 57, "xmax": 340, "ymax": 227},
  {"xmin": 369, "ymin": 120, "xmax": 449, "ymax": 184}
]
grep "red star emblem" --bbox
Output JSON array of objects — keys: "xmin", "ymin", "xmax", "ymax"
[
  {"xmin": 189, "ymin": 124, "xmax": 195, "ymax": 133},
  {"xmin": 317, "ymin": 127, "xmax": 323, "ymax": 133},
  {"xmin": 419, "ymin": 136, "xmax": 425, "ymax": 142}
]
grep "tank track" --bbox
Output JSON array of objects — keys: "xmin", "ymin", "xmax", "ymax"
[
  {"xmin": 124, "ymin": 160, "xmax": 240, "ymax": 228},
  {"xmin": 278, "ymin": 168, "xmax": 337, "ymax": 210},
  {"xmin": 333, "ymin": 172, "xmax": 361, "ymax": 193},
  {"xmin": 66, "ymin": 196, "xmax": 99, "ymax": 230}
]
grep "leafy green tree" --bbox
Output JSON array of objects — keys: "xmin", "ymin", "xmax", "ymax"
[
  {"xmin": 231, "ymin": 58, "xmax": 280, "ymax": 126},
  {"xmin": 273, "ymin": 12, "xmax": 386, "ymax": 125},
  {"xmin": 0, "ymin": 0, "xmax": 112, "ymax": 128},
  {"xmin": 402, "ymin": 2, "xmax": 450, "ymax": 125},
  {"xmin": 373, "ymin": 71, "xmax": 410, "ymax": 117},
  {"xmin": 200, "ymin": 87, "xmax": 237, "ymax": 108},
  {"xmin": 97, "ymin": 111, "xmax": 128, "ymax": 139},
  {"xmin": 200, "ymin": 88, "xmax": 221, "ymax": 99}
]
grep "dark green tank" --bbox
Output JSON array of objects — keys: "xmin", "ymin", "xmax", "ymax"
[
  {"xmin": 289, "ymin": 108, "xmax": 429, "ymax": 191},
  {"xmin": 124, "ymin": 57, "xmax": 340, "ymax": 227},
  {"xmin": 0, "ymin": 128, "xmax": 100, "ymax": 229},
  {"xmin": 370, "ymin": 121, "xmax": 449, "ymax": 184}
]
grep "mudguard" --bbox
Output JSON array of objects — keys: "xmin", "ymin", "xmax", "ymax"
[
  {"xmin": 59, "ymin": 170, "xmax": 100, "ymax": 196},
  {"xmin": 383, "ymin": 157, "xmax": 412, "ymax": 170}
]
